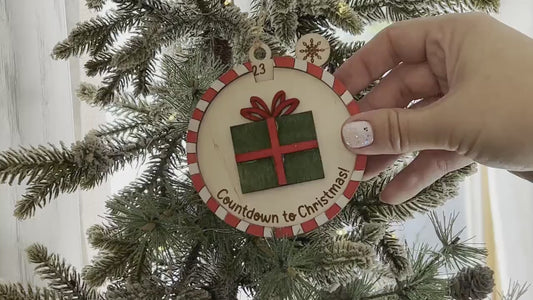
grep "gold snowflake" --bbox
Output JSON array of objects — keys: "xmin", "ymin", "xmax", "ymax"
[{"xmin": 299, "ymin": 38, "xmax": 326, "ymax": 64}]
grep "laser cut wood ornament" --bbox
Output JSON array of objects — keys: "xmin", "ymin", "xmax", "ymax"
[{"xmin": 186, "ymin": 34, "xmax": 366, "ymax": 237}]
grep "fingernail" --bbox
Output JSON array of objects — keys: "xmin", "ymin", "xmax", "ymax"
[
  {"xmin": 379, "ymin": 193, "xmax": 397, "ymax": 205},
  {"xmin": 342, "ymin": 121, "xmax": 374, "ymax": 149}
]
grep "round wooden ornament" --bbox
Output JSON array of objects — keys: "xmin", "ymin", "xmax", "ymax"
[
  {"xmin": 186, "ymin": 41, "xmax": 366, "ymax": 238},
  {"xmin": 295, "ymin": 33, "xmax": 331, "ymax": 66}
]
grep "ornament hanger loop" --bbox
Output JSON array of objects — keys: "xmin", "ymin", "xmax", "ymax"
[
  {"xmin": 248, "ymin": 41, "xmax": 272, "ymax": 62},
  {"xmin": 248, "ymin": 41, "xmax": 274, "ymax": 82}
]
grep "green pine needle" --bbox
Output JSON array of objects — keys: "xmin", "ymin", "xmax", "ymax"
[
  {"xmin": 355, "ymin": 162, "xmax": 477, "ymax": 223},
  {"xmin": 501, "ymin": 281, "xmax": 530, "ymax": 300},
  {"xmin": 378, "ymin": 231, "xmax": 412, "ymax": 280},
  {"xmin": 0, "ymin": 283, "xmax": 62, "ymax": 300},
  {"xmin": 430, "ymin": 211, "xmax": 487, "ymax": 270},
  {"xmin": 25, "ymin": 244, "xmax": 101, "ymax": 300}
]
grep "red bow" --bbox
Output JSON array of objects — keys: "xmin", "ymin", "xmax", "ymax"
[{"xmin": 240, "ymin": 90, "xmax": 300, "ymax": 121}]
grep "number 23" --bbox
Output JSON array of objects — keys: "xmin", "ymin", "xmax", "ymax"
[{"xmin": 252, "ymin": 63, "xmax": 266, "ymax": 76}]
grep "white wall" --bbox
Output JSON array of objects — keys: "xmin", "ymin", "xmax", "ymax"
[
  {"xmin": 0, "ymin": 0, "xmax": 108, "ymax": 285},
  {"xmin": 487, "ymin": 2, "xmax": 533, "ymax": 294}
]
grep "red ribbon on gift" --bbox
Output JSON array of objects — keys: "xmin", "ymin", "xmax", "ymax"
[
  {"xmin": 236, "ymin": 90, "xmax": 319, "ymax": 186},
  {"xmin": 240, "ymin": 90, "xmax": 300, "ymax": 121}
]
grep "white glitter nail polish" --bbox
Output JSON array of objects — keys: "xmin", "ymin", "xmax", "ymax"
[{"xmin": 342, "ymin": 121, "xmax": 374, "ymax": 148}]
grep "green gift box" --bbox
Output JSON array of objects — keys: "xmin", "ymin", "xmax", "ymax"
[{"xmin": 230, "ymin": 91, "xmax": 325, "ymax": 194}]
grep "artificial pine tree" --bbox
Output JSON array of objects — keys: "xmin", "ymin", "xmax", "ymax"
[{"xmin": 2, "ymin": 0, "xmax": 525, "ymax": 299}]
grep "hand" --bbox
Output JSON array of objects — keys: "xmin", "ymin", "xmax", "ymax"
[{"xmin": 335, "ymin": 13, "xmax": 533, "ymax": 205}]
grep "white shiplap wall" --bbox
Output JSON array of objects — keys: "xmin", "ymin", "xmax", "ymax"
[{"xmin": 0, "ymin": 0, "xmax": 100, "ymax": 285}]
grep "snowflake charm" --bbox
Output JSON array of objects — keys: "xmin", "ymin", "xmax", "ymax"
[
  {"xmin": 300, "ymin": 38, "xmax": 325, "ymax": 63},
  {"xmin": 295, "ymin": 33, "xmax": 331, "ymax": 66}
]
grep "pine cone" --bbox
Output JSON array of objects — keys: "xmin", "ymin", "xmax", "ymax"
[{"xmin": 449, "ymin": 266, "xmax": 495, "ymax": 300}]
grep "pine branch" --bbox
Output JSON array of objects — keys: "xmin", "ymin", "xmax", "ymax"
[
  {"xmin": 354, "ymin": 221, "xmax": 387, "ymax": 245},
  {"xmin": 83, "ymin": 249, "xmax": 133, "ymax": 287},
  {"xmin": 84, "ymin": 138, "xmax": 189, "ymax": 287},
  {"xmin": 0, "ymin": 283, "xmax": 62, "ymax": 300},
  {"xmin": 200, "ymin": 248, "xmax": 245, "ymax": 300},
  {"xmin": 429, "ymin": 0, "xmax": 499, "ymax": 13},
  {"xmin": 318, "ymin": 275, "xmax": 376, "ymax": 300},
  {"xmin": 87, "ymin": 224, "xmax": 137, "ymax": 254},
  {"xmin": 193, "ymin": 2, "xmax": 252, "ymax": 66},
  {"xmin": 349, "ymin": 0, "xmax": 498, "ymax": 22},
  {"xmin": 104, "ymin": 277, "xmax": 169, "ymax": 299},
  {"xmin": 314, "ymin": 240, "xmax": 376, "ymax": 287},
  {"xmin": 175, "ymin": 242, "xmax": 202, "ymax": 291},
  {"xmin": 54, "ymin": 2, "xmax": 191, "ymax": 103},
  {"xmin": 430, "ymin": 211, "xmax": 487, "ymax": 270},
  {"xmin": 248, "ymin": 239, "xmax": 321, "ymax": 299},
  {"xmin": 12, "ymin": 121, "xmax": 181, "ymax": 219},
  {"xmin": 355, "ymin": 163, "xmax": 477, "ymax": 223},
  {"xmin": 77, "ymin": 82, "xmax": 156, "ymax": 115},
  {"xmin": 86, "ymin": 0, "xmax": 106, "ymax": 11},
  {"xmin": 365, "ymin": 223, "xmax": 491, "ymax": 300},
  {"xmin": 362, "ymin": 243, "xmax": 446, "ymax": 300},
  {"xmin": 84, "ymin": 0, "xmax": 174, "ymax": 54},
  {"xmin": 155, "ymin": 53, "xmax": 226, "ymax": 106},
  {"xmin": 378, "ymin": 231, "xmax": 412, "ymax": 280},
  {"xmin": 85, "ymin": 186, "xmax": 187, "ymax": 287},
  {"xmin": 296, "ymin": 0, "xmax": 364, "ymax": 35},
  {"xmin": 95, "ymin": 73, "xmax": 125, "ymax": 103},
  {"xmin": 84, "ymin": 197, "xmax": 173, "ymax": 286},
  {"xmin": 95, "ymin": 118, "xmax": 148, "ymax": 138},
  {"xmin": 26, "ymin": 244, "xmax": 101, "ymax": 300},
  {"xmin": 15, "ymin": 173, "xmax": 82, "ymax": 219},
  {"xmin": 501, "ymin": 281, "xmax": 530, "ymax": 300},
  {"xmin": 107, "ymin": 134, "xmax": 185, "ymax": 208},
  {"xmin": 53, "ymin": 10, "xmax": 140, "ymax": 59},
  {"xmin": 114, "ymin": 0, "xmax": 171, "ymax": 12},
  {"xmin": 349, "ymin": 0, "xmax": 386, "ymax": 23},
  {"xmin": 400, "ymin": 243, "xmax": 448, "ymax": 299},
  {"xmin": 0, "ymin": 143, "xmax": 72, "ymax": 186},
  {"xmin": 269, "ymin": 0, "xmax": 298, "ymax": 44},
  {"xmin": 328, "ymin": 40, "xmax": 365, "ymax": 72},
  {"xmin": 85, "ymin": 53, "xmax": 114, "ymax": 77},
  {"xmin": 10, "ymin": 132, "xmax": 151, "ymax": 219},
  {"xmin": 77, "ymin": 83, "xmax": 178, "ymax": 139}
]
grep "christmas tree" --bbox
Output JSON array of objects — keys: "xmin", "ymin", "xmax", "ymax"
[{"xmin": 2, "ymin": 0, "xmax": 528, "ymax": 299}]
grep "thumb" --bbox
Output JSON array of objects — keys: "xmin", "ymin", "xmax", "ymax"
[{"xmin": 341, "ymin": 107, "xmax": 450, "ymax": 155}]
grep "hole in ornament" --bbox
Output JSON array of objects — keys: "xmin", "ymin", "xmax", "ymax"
[{"xmin": 253, "ymin": 47, "xmax": 267, "ymax": 60}]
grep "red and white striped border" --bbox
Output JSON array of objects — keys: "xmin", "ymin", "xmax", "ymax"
[{"xmin": 186, "ymin": 57, "xmax": 367, "ymax": 238}]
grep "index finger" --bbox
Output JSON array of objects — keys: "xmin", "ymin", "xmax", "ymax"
[{"xmin": 334, "ymin": 16, "xmax": 441, "ymax": 96}]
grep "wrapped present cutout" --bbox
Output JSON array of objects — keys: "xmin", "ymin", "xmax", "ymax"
[{"xmin": 230, "ymin": 91, "xmax": 325, "ymax": 193}]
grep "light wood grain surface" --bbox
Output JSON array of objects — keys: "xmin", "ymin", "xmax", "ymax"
[{"xmin": 0, "ymin": 0, "xmax": 106, "ymax": 285}]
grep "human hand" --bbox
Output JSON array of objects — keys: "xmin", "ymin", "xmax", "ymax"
[{"xmin": 335, "ymin": 13, "xmax": 533, "ymax": 205}]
